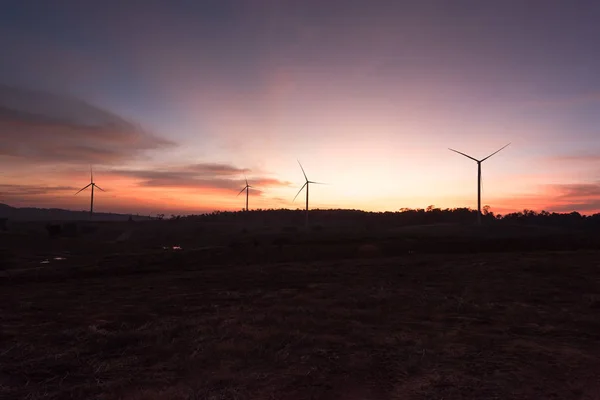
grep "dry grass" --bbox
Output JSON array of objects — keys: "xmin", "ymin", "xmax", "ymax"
[{"xmin": 2, "ymin": 245, "xmax": 600, "ymax": 399}]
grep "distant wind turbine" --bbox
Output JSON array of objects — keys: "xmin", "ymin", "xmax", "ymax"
[
  {"xmin": 75, "ymin": 166, "xmax": 105, "ymax": 219},
  {"xmin": 449, "ymin": 143, "xmax": 510, "ymax": 225},
  {"xmin": 293, "ymin": 160, "xmax": 325, "ymax": 227},
  {"xmin": 237, "ymin": 176, "xmax": 252, "ymax": 211}
]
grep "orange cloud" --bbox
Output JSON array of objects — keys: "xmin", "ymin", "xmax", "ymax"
[{"xmin": 492, "ymin": 182, "xmax": 600, "ymax": 215}]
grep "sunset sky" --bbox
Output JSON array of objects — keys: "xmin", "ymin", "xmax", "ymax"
[{"xmin": 2, "ymin": 0, "xmax": 600, "ymax": 215}]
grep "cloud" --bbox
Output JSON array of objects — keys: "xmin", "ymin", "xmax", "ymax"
[
  {"xmin": 490, "ymin": 182, "xmax": 600, "ymax": 215},
  {"xmin": 552, "ymin": 183, "xmax": 600, "ymax": 199},
  {"xmin": 0, "ymin": 185, "xmax": 80, "ymax": 209},
  {"xmin": 547, "ymin": 202, "xmax": 600, "ymax": 213},
  {"xmin": 538, "ymin": 182, "xmax": 600, "ymax": 214},
  {"xmin": 175, "ymin": 163, "xmax": 248, "ymax": 177},
  {"xmin": 108, "ymin": 163, "xmax": 292, "ymax": 193},
  {"xmin": 0, "ymin": 84, "xmax": 174, "ymax": 164},
  {"xmin": 0, "ymin": 184, "xmax": 78, "ymax": 197}
]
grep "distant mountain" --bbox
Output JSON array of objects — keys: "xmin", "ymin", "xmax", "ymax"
[{"xmin": 0, "ymin": 203, "xmax": 151, "ymax": 222}]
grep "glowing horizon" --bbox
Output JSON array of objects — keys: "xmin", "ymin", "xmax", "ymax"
[{"xmin": 2, "ymin": 1, "xmax": 600, "ymax": 216}]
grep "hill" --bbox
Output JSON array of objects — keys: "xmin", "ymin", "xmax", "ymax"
[{"xmin": 0, "ymin": 203, "xmax": 149, "ymax": 222}]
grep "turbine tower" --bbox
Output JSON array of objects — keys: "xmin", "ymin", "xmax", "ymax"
[
  {"xmin": 293, "ymin": 160, "xmax": 325, "ymax": 228},
  {"xmin": 237, "ymin": 176, "xmax": 252, "ymax": 211},
  {"xmin": 75, "ymin": 166, "xmax": 105, "ymax": 219},
  {"xmin": 449, "ymin": 143, "xmax": 510, "ymax": 225}
]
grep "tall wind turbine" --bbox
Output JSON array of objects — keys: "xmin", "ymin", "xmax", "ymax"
[
  {"xmin": 75, "ymin": 166, "xmax": 105, "ymax": 219},
  {"xmin": 237, "ymin": 176, "xmax": 252, "ymax": 211},
  {"xmin": 449, "ymin": 143, "xmax": 510, "ymax": 225},
  {"xmin": 293, "ymin": 160, "xmax": 325, "ymax": 227}
]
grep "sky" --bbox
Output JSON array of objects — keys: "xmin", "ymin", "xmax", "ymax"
[{"xmin": 2, "ymin": 0, "xmax": 600, "ymax": 215}]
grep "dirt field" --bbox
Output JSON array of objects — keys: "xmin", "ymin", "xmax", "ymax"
[{"xmin": 2, "ymin": 245, "xmax": 600, "ymax": 399}]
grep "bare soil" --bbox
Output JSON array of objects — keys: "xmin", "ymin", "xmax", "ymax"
[{"xmin": 2, "ymin": 243, "xmax": 600, "ymax": 399}]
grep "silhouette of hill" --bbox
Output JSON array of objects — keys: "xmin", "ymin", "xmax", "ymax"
[{"xmin": 0, "ymin": 203, "xmax": 147, "ymax": 221}]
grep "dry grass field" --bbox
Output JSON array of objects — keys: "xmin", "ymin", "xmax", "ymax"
[{"xmin": 1, "ymin": 222, "xmax": 600, "ymax": 399}]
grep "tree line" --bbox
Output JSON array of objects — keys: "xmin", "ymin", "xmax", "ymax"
[{"xmin": 170, "ymin": 206, "xmax": 600, "ymax": 229}]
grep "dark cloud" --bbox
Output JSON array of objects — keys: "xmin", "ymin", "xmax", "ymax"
[
  {"xmin": 0, "ymin": 184, "xmax": 77, "ymax": 196},
  {"xmin": 542, "ymin": 182, "xmax": 600, "ymax": 214},
  {"xmin": 108, "ymin": 163, "xmax": 292, "ymax": 193},
  {"xmin": 186, "ymin": 163, "xmax": 248, "ymax": 176},
  {"xmin": 554, "ymin": 183, "xmax": 600, "ymax": 199},
  {"xmin": 141, "ymin": 177, "xmax": 247, "ymax": 191},
  {"xmin": 0, "ymin": 84, "xmax": 174, "ymax": 164},
  {"xmin": 548, "ymin": 202, "xmax": 600, "ymax": 213}
]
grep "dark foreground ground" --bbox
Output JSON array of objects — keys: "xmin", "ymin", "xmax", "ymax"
[{"xmin": 2, "ymin": 245, "xmax": 600, "ymax": 399}]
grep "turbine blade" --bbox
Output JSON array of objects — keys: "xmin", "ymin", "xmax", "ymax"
[
  {"xmin": 90, "ymin": 165, "xmax": 93, "ymax": 183},
  {"xmin": 481, "ymin": 143, "xmax": 511, "ymax": 162},
  {"xmin": 245, "ymin": 175, "xmax": 248, "ymax": 186},
  {"xmin": 94, "ymin": 184, "xmax": 105, "ymax": 192},
  {"xmin": 308, "ymin": 181, "xmax": 327, "ymax": 185},
  {"xmin": 75, "ymin": 183, "xmax": 92, "ymax": 195},
  {"xmin": 237, "ymin": 187, "xmax": 246, "ymax": 196},
  {"xmin": 448, "ymin": 148, "xmax": 478, "ymax": 162},
  {"xmin": 293, "ymin": 182, "xmax": 307, "ymax": 202},
  {"xmin": 297, "ymin": 159, "xmax": 308, "ymax": 182}
]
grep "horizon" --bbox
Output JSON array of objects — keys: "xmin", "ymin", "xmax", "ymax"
[
  {"xmin": 2, "ymin": 1, "xmax": 600, "ymax": 215},
  {"xmin": 0, "ymin": 201, "xmax": 596, "ymax": 219}
]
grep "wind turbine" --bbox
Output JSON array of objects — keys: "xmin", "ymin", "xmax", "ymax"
[
  {"xmin": 449, "ymin": 143, "xmax": 510, "ymax": 225},
  {"xmin": 237, "ymin": 176, "xmax": 252, "ymax": 211},
  {"xmin": 75, "ymin": 166, "xmax": 105, "ymax": 219},
  {"xmin": 293, "ymin": 160, "xmax": 325, "ymax": 227}
]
